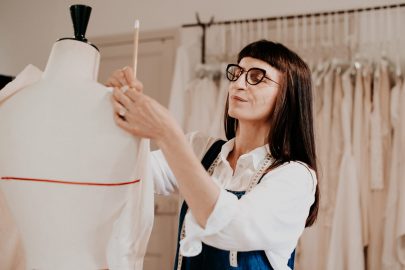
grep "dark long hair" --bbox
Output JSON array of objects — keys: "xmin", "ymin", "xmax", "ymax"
[{"xmin": 224, "ymin": 40, "xmax": 319, "ymax": 227}]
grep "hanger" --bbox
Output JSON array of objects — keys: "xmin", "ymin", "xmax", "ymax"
[
  {"xmin": 394, "ymin": 5, "xmax": 403, "ymax": 78},
  {"xmin": 194, "ymin": 13, "xmax": 214, "ymax": 64}
]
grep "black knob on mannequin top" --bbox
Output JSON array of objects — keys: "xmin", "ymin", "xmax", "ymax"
[
  {"xmin": 70, "ymin": 4, "xmax": 91, "ymax": 42},
  {"xmin": 57, "ymin": 4, "xmax": 99, "ymax": 51}
]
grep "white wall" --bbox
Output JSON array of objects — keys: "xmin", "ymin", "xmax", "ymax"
[{"xmin": 0, "ymin": 0, "xmax": 400, "ymax": 75}]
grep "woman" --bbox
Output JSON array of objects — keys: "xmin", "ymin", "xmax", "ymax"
[{"xmin": 106, "ymin": 40, "xmax": 319, "ymax": 270}]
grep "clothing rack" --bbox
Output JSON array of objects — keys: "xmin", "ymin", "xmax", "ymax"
[{"xmin": 182, "ymin": 2, "xmax": 405, "ymax": 64}]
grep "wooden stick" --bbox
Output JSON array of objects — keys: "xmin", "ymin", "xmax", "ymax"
[{"xmin": 133, "ymin": 20, "xmax": 140, "ymax": 78}]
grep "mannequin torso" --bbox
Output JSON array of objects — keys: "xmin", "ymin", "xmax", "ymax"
[{"xmin": 0, "ymin": 39, "xmax": 153, "ymax": 270}]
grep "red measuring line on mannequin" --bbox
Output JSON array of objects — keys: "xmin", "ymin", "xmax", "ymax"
[{"xmin": 1, "ymin": 176, "xmax": 140, "ymax": 186}]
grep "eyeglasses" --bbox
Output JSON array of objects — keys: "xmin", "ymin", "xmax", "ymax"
[{"xmin": 226, "ymin": 64, "xmax": 280, "ymax": 86}]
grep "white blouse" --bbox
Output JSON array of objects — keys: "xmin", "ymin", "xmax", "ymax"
[{"xmin": 151, "ymin": 131, "xmax": 317, "ymax": 270}]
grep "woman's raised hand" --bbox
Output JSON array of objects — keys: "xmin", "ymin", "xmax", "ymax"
[
  {"xmin": 108, "ymin": 67, "xmax": 180, "ymax": 143},
  {"xmin": 105, "ymin": 66, "xmax": 139, "ymax": 90}
]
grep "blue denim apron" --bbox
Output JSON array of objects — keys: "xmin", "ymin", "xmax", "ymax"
[{"xmin": 173, "ymin": 140, "xmax": 295, "ymax": 270}]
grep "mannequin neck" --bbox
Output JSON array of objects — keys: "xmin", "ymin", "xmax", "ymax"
[{"xmin": 42, "ymin": 39, "xmax": 100, "ymax": 81}]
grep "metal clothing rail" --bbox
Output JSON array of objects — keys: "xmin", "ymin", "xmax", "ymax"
[{"xmin": 182, "ymin": 2, "xmax": 405, "ymax": 63}]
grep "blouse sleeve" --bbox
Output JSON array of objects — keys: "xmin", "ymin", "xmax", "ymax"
[
  {"xmin": 180, "ymin": 162, "xmax": 317, "ymax": 258},
  {"xmin": 151, "ymin": 131, "xmax": 218, "ymax": 195}
]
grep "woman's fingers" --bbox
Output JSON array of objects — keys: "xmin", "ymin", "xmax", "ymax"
[
  {"xmin": 112, "ymin": 87, "xmax": 133, "ymax": 109},
  {"xmin": 113, "ymin": 109, "xmax": 148, "ymax": 138},
  {"xmin": 110, "ymin": 73, "xmax": 171, "ymax": 141},
  {"xmin": 104, "ymin": 66, "xmax": 145, "ymax": 95},
  {"xmin": 122, "ymin": 66, "xmax": 135, "ymax": 86},
  {"xmin": 115, "ymin": 69, "xmax": 128, "ymax": 86},
  {"xmin": 111, "ymin": 84, "xmax": 175, "ymax": 141},
  {"xmin": 105, "ymin": 76, "xmax": 122, "ymax": 88},
  {"xmin": 113, "ymin": 113, "xmax": 133, "ymax": 133},
  {"xmin": 111, "ymin": 100, "xmax": 127, "ymax": 117},
  {"xmin": 105, "ymin": 68, "xmax": 128, "ymax": 87},
  {"xmin": 124, "ymin": 86, "xmax": 143, "ymax": 103},
  {"xmin": 132, "ymin": 79, "xmax": 144, "ymax": 93}
]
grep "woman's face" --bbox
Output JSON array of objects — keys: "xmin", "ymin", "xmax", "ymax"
[{"xmin": 228, "ymin": 57, "xmax": 282, "ymax": 125}]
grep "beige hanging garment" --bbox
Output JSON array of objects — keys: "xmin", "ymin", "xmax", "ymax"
[
  {"xmin": 367, "ymin": 60, "xmax": 391, "ymax": 270},
  {"xmin": 396, "ymin": 77, "xmax": 405, "ymax": 267},
  {"xmin": 361, "ymin": 65, "xmax": 372, "ymax": 249},
  {"xmin": 379, "ymin": 61, "xmax": 392, "ymax": 191},
  {"xmin": 352, "ymin": 64, "xmax": 369, "ymax": 250},
  {"xmin": 381, "ymin": 77, "xmax": 402, "ymax": 270},
  {"xmin": 295, "ymin": 63, "xmax": 330, "ymax": 270},
  {"xmin": 326, "ymin": 67, "xmax": 365, "ymax": 270},
  {"xmin": 320, "ymin": 65, "xmax": 334, "ymax": 214},
  {"xmin": 323, "ymin": 65, "xmax": 346, "ymax": 270}
]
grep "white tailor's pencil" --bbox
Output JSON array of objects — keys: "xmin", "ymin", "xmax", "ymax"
[{"xmin": 133, "ymin": 19, "xmax": 140, "ymax": 78}]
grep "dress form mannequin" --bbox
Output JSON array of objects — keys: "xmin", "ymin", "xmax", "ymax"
[{"xmin": 0, "ymin": 5, "xmax": 153, "ymax": 270}]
